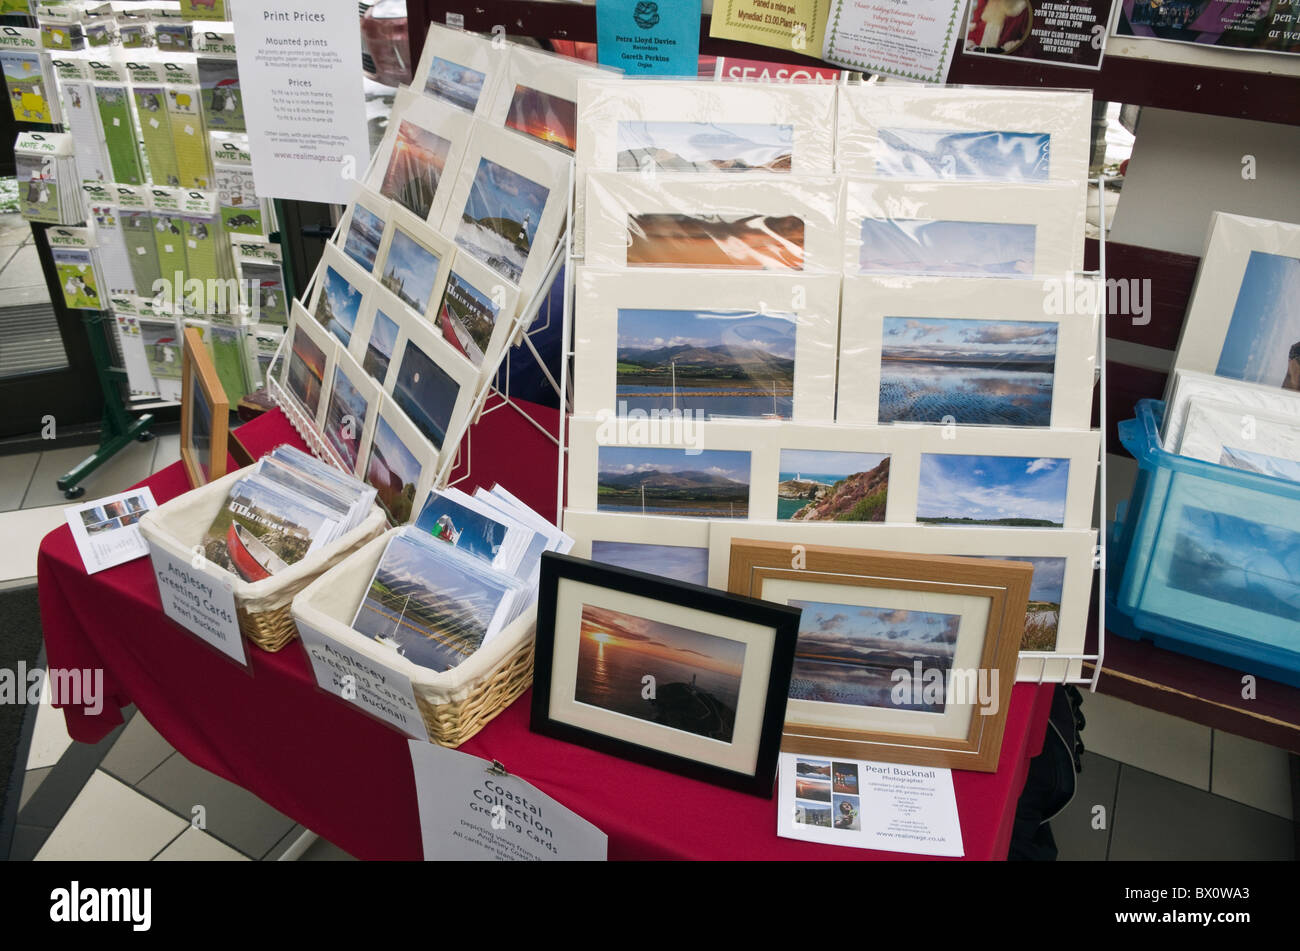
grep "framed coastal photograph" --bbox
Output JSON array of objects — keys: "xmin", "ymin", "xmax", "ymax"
[
  {"xmin": 1170, "ymin": 213, "xmax": 1300, "ymax": 394},
  {"xmin": 835, "ymin": 85, "xmax": 1090, "ymax": 185},
  {"xmin": 532, "ymin": 552, "xmax": 801, "ymax": 796},
  {"xmin": 562, "ymin": 509, "xmax": 713, "ymax": 587},
  {"xmin": 726, "ymin": 540, "xmax": 1030, "ymax": 770},
  {"xmin": 337, "ymin": 187, "xmax": 390, "ymax": 273},
  {"xmin": 432, "ymin": 251, "xmax": 521, "ymax": 376},
  {"xmin": 910, "ymin": 427, "xmax": 1100, "ymax": 531},
  {"xmin": 181, "ymin": 326, "xmax": 229, "ymax": 488},
  {"xmin": 384, "ymin": 309, "xmax": 481, "ymax": 471},
  {"xmin": 412, "ymin": 23, "xmax": 506, "ymax": 118},
  {"xmin": 486, "ymin": 45, "xmax": 611, "ymax": 153},
  {"xmin": 280, "ymin": 302, "xmax": 337, "ymax": 424},
  {"xmin": 320, "ymin": 349, "xmax": 381, "ymax": 477},
  {"xmin": 364, "ymin": 393, "xmax": 438, "ymax": 525},
  {"xmin": 373, "ymin": 204, "xmax": 454, "ymax": 317},
  {"xmin": 573, "ymin": 268, "xmax": 840, "ymax": 422},
  {"xmin": 367, "ymin": 87, "xmax": 473, "ymax": 224},
  {"xmin": 585, "ymin": 173, "xmax": 843, "ymax": 273},
  {"xmin": 843, "ymin": 180, "xmax": 1084, "ymax": 278},
  {"xmin": 836, "ymin": 274, "xmax": 1098, "ymax": 429},
  {"xmin": 309, "ymin": 245, "xmax": 370, "ymax": 348},
  {"xmin": 438, "ymin": 122, "xmax": 571, "ymax": 298},
  {"xmin": 348, "ymin": 284, "xmax": 411, "ymax": 389},
  {"xmin": 705, "ymin": 520, "xmax": 1097, "ymax": 682}
]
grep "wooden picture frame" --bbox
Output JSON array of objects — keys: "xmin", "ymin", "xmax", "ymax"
[
  {"xmin": 180, "ymin": 326, "xmax": 229, "ymax": 488},
  {"xmin": 532, "ymin": 552, "xmax": 802, "ymax": 797},
  {"xmin": 727, "ymin": 539, "xmax": 1031, "ymax": 772}
]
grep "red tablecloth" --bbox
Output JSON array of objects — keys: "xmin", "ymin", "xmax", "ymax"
[{"xmin": 37, "ymin": 407, "xmax": 1053, "ymax": 860}]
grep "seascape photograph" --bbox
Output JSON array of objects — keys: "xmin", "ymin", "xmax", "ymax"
[
  {"xmin": 628, "ymin": 213, "xmax": 806, "ymax": 271},
  {"xmin": 363, "ymin": 308, "xmax": 400, "ymax": 381},
  {"xmin": 880, "ymin": 316, "xmax": 1058, "ymax": 426},
  {"xmin": 788, "ymin": 599, "xmax": 959, "ymax": 713},
  {"xmin": 343, "ymin": 204, "xmax": 384, "ymax": 271},
  {"xmin": 382, "ymin": 226, "xmax": 442, "ymax": 312},
  {"xmin": 392, "ymin": 341, "xmax": 460, "ymax": 450},
  {"xmin": 589, "ymin": 540, "xmax": 709, "ymax": 586},
  {"xmin": 615, "ymin": 120, "xmax": 794, "ymax": 172},
  {"xmin": 379, "ymin": 120, "xmax": 453, "ymax": 220},
  {"xmin": 366, "ymin": 415, "xmax": 422, "ymax": 524},
  {"xmin": 918, "ymin": 454, "xmax": 1070, "ymax": 527},
  {"xmin": 286, "ymin": 324, "xmax": 327, "ymax": 416},
  {"xmin": 575, "ymin": 604, "xmax": 746, "ymax": 742},
  {"xmin": 455, "ymin": 157, "xmax": 550, "ymax": 284},
  {"xmin": 874, "ymin": 128, "xmax": 1051, "ymax": 181},
  {"xmin": 778, "ymin": 449, "xmax": 890, "ymax": 522},
  {"xmin": 505, "ymin": 85, "xmax": 578, "ymax": 152},
  {"xmin": 597, "ymin": 447, "xmax": 751, "ymax": 518},
  {"xmin": 1215, "ymin": 251, "xmax": 1300, "ymax": 392},
  {"xmin": 315, "ymin": 265, "xmax": 363, "ymax": 346},
  {"xmin": 969, "ymin": 554, "xmax": 1067, "ymax": 651},
  {"xmin": 425, "ymin": 57, "xmax": 486, "ymax": 112},
  {"xmin": 322, "ymin": 366, "xmax": 369, "ymax": 471},
  {"xmin": 616, "ymin": 308, "xmax": 796, "ymax": 419},
  {"xmin": 859, "ymin": 219, "xmax": 1036, "ymax": 277}
]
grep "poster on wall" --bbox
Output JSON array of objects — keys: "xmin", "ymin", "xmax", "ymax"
[
  {"xmin": 962, "ymin": 0, "xmax": 1113, "ymax": 67},
  {"xmin": 709, "ymin": 0, "xmax": 831, "ymax": 57},
  {"xmin": 822, "ymin": 0, "xmax": 965, "ymax": 81},
  {"xmin": 1115, "ymin": 0, "xmax": 1300, "ymax": 54},
  {"xmin": 595, "ymin": 0, "xmax": 703, "ymax": 75},
  {"xmin": 231, "ymin": 0, "xmax": 371, "ymax": 203}
]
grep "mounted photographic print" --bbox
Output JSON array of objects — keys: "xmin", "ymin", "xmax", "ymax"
[
  {"xmin": 1161, "ymin": 368, "xmax": 1300, "ymax": 453},
  {"xmin": 573, "ymin": 269, "xmax": 839, "ymax": 422},
  {"xmin": 338, "ymin": 188, "xmax": 389, "ymax": 272},
  {"xmin": 413, "ymin": 23, "xmax": 506, "ymax": 118},
  {"xmin": 367, "ymin": 88, "xmax": 473, "ymax": 224},
  {"xmin": 563, "ymin": 509, "xmax": 712, "ymax": 587},
  {"xmin": 364, "ymin": 394, "xmax": 438, "ymax": 525},
  {"xmin": 310, "ymin": 246, "xmax": 370, "ymax": 347},
  {"xmin": 595, "ymin": 446, "xmax": 753, "ymax": 519},
  {"xmin": 918, "ymin": 453, "xmax": 1070, "ymax": 528},
  {"xmin": 835, "ymin": 82, "xmax": 1091, "ymax": 183},
  {"xmin": 433, "ymin": 252, "xmax": 521, "ymax": 375},
  {"xmin": 487, "ymin": 45, "xmax": 611, "ymax": 153},
  {"xmin": 181, "ymin": 326, "xmax": 229, "ymax": 488},
  {"xmin": 1171, "ymin": 213, "xmax": 1300, "ymax": 394},
  {"xmin": 584, "ymin": 173, "xmax": 844, "ymax": 272},
  {"xmin": 777, "ymin": 449, "xmax": 890, "ymax": 523},
  {"xmin": 706, "ymin": 520, "xmax": 1097, "ymax": 681},
  {"xmin": 280, "ymin": 302, "xmax": 337, "ymax": 422},
  {"xmin": 348, "ymin": 284, "xmax": 410, "ymax": 388},
  {"xmin": 843, "ymin": 181, "xmax": 1084, "ymax": 278},
  {"xmin": 532, "ymin": 552, "xmax": 801, "ymax": 796},
  {"xmin": 836, "ymin": 274, "xmax": 1098, "ymax": 429},
  {"xmin": 439, "ymin": 122, "xmax": 571, "ymax": 298},
  {"xmin": 374, "ymin": 205, "xmax": 454, "ymax": 316},
  {"xmin": 1175, "ymin": 396, "xmax": 1300, "ymax": 479},
  {"xmin": 321, "ymin": 351, "xmax": 380, "ymax": 477},
  {"xmin": 726, "ymin": 539, "xmax": 1030, "ymax": 770}
]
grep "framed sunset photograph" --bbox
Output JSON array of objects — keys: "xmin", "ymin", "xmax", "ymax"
[{"xmin": 532, "ymin": 552, "xmax": 800, "ymax": 796}]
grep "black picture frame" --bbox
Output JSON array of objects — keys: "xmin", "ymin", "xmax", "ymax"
[{"xmin": 531, "ymin": 551, "xmax": 802, "ymax": 798}]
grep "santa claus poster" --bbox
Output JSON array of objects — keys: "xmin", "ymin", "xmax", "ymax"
[{"xmin": 962, "ymin": 0, "xmax": 1113, "ymax": 67}]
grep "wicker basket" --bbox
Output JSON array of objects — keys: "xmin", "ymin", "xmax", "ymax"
[
  {"xmin": 139, "ymin": 468, "xmax": 389, "ymax": 652},
  {"xmin": 291, "ymin": 529, "xmax": 536, "ymax": 747}
]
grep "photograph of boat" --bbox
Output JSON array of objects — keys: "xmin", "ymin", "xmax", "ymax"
[
  {"xmin": 859, "ymin": 219, "xmax": 1036, "ymax": 277},
  {"xmin": 628, "ymin": 213, "xmax": 805, "ymax": 271},
  {"xmin": 918, "ymin": 453, "xmax": 1069, "ymax": 527},
  {"xmin": 616, "ymin": 308, "xmax": 796, "ymax": 419},
  {"xmin": 414, "ymin": 492, "xmax": 507, "ymax": 564},
  {"xmin": 225, "ymin": 522, "xmax": 289, "ymax": 582},
  {"xmin": 880, "ymin": 316, "xmax": 1058, "ymax": 426},
  {"xmin": 575, "ymin": 603, "xmax": 746, "ymax": 742},
  {"xmin": 379, "ymin": 119, "xmax": 453, "ymax": 220},
  {"xmin": 778, "ymin": 449, "xmax": 890, "ymax": 522},
  {"xmin": 202, "ymin": 477, "xmax": 332, "ymax": 578},
  {"xmin": 615, "ymin": 120, "xmax": 793, "ymax": 172},
  {"xmin": 597, "ymin": 446, "xmax": 751, "ymax": 518}
]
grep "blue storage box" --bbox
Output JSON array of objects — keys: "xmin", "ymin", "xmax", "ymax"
[{"xmin": 1109, "ymin": 399, "xmax": 1300, "ymax": 686}]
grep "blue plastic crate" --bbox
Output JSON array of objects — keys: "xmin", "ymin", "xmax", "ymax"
[{"xmin": 1108, "ymin": 399, "xmax": 1300, "ymax": 686}]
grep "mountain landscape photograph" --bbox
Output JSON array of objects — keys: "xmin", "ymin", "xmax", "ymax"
[
  {"xmin": 597, "ymin": 446, "xmax": 751, "ymax": 518},
  {"xmin": 859, "ymin": 218, "xmax": 1036, "ymax": 277},
  {"xmin": 778, "ymin": 449, "xmax": 890, "ymax": 521},
  {"xmin": 918, "ymin": 453, "xmax": 1070, "ymax": 527},
  {"xmin": 615, "ymin": 120, "xmax": 794, "ymax": 172},
  {"xmin": 880, "ymin": 316, "xmax": 1058, "ymax": 426},
  {"xmin": 788, "ymin": 600, "xmax": 960, "ymax": 712},
  {"xmin": 616, "ymin": 307, "xmax": 797, "ymax": 418}
]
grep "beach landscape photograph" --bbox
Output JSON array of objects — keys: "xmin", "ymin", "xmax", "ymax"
[
  {"xmin": 1215, "ymin": 251, "xmax": 1300, "ymax": 391},
  {"xmin": 393, "ymin": 341, "xmax": 460, "ymax": 450},
  {"xmin": 616, "ymin": 120, "xmax": 794, "ymax": 172},
  {"xmin": 875, "ymin": 128, "xmax": 1050, "ymax": 181},
  {"xmin": 575, "ymin": 604, "xmax": 746, "ymax": 743},
  {"xmin": 628, "ymin": 213, "xmax": 806, "ymax": 270},
  {"xmin": 795, "ymin": 759, "xmax": 831, "ymax": 779},
  {"xmin": 778, "ymin": 449, "xmax": 890, "ymax": 522},
  {"xmin": 343, "ymin": 204, "xmax": 384, "ymax": 271},
  {"xmin": 918, "ymin": 454, "xmax": 1070, "ymax": 527},
  {"xmin": 880, "ymin": 316, "xmax": 1058, "ymax": 426},
  {"xmin": 589, "ymin": 540, "xmax": 709, "ymax": 586},
  {"xmin": 353, "ymin": 533, "xmax": 511, "ymax": 672},
  {"xmin": 425, "ymin": 57, "xmax": 486, "ymax": 112},
  {"xmin": 616, "ymin": 308, "xmax": 796, "ymax": 419},
  {"xmin": 286, "ymin": 324, "xmax": 327, "ymax": 415},
  {"xmin": 794, "ymin": 778, "xmax": 831, "ymax": 801},
  {"xmin": 382, "ymin": 226, "xmax": 442, "ymax": 312},
  {"xmin": 455, "ymin": 157, "xmax": 550, "ymax": 283},
  {"xmin": 788, "ymin": 599, "xmax": 960, "ymax": 713},
  {"xmin": 379, "ymin": 119, "xmax": 453, "ymax": 220},
  {"xmin": 363, "ymin": 308, "xmax": 400, "ymax": 380},
  {"xmin": 323, "ymin": 367, "xmax": 369, "ymax": 471},
  {"xmin": 597, "ymin": 447, "xmax": 751, "ymax": 518},
  {"xmin": 970, "ymin": 554, "xmax": 1067, "ymax": 650},
  {"xmin": 315, "ymin": 265, "xmax": 363, "ymax": 346},
  {"xmin": 366, "ymin": 416, "xmax": 422, "ymax": 524},
  {"xmin": 505, "ymin": 85, "xmax": 577, "ymax": 152},
  {"xmin": 859, "ymin": 219, "xmax": 1036, "ymax": 276},
  {"xmin": 436, "ymin": 270, "xmax": 499, "ymax": 365}
]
